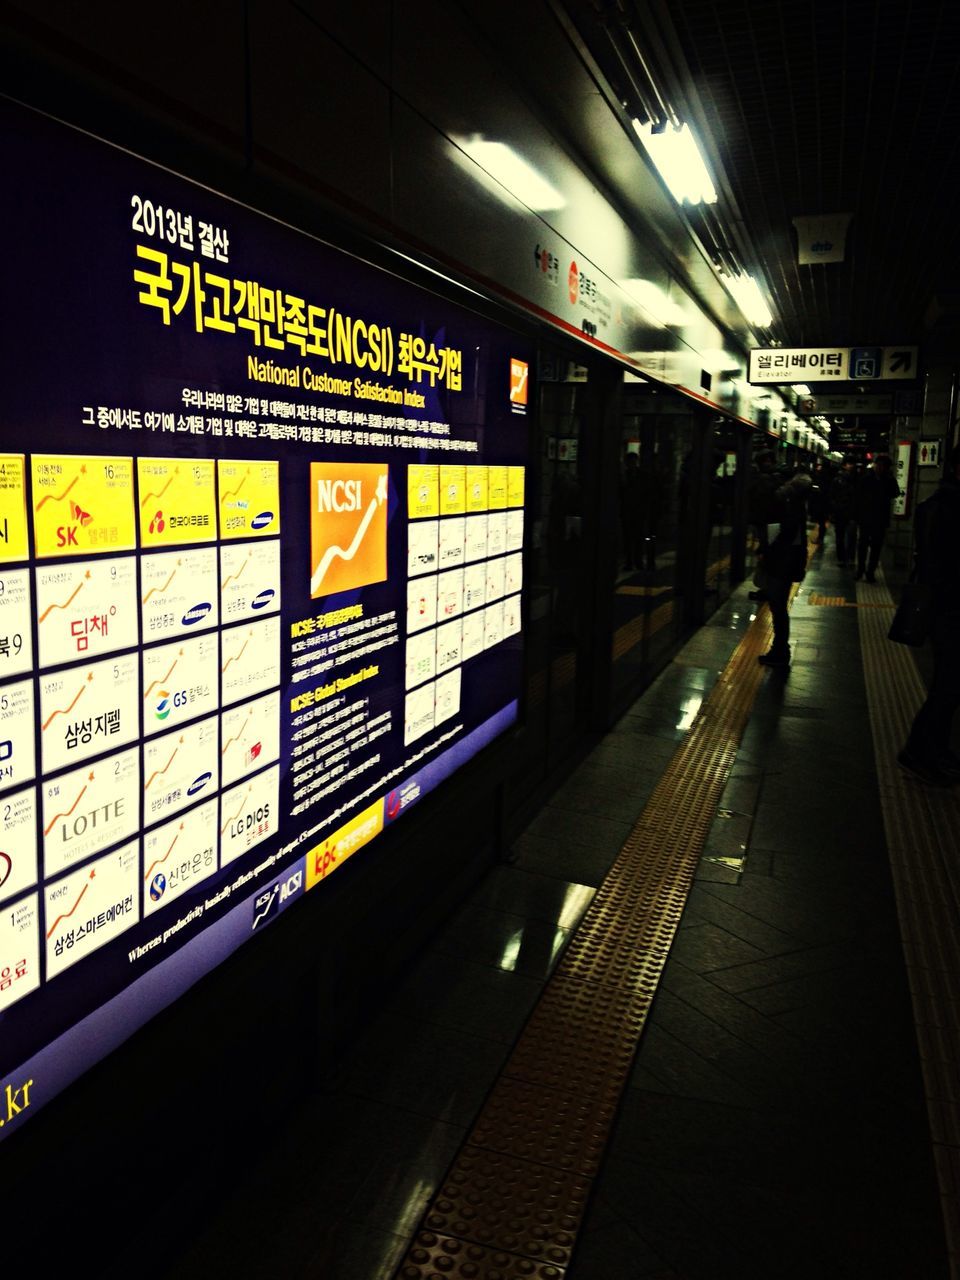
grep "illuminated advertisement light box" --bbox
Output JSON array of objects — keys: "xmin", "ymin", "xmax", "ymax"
[
  {"xmin": 220, "ymin": 540, "xmax": 281, "ymax": 621},
  {"xmin": 0, "ymin": 786, "xmax": 39, "ymax": 906},
  {"xmin": 0, "ymin": 98, "xmax": 527, "ymax": 1136},
  {"xmin": 32, "ymin": 454, "xmax": 136, "ymax": 558},
  {"xmin": 143, "ymin": 798, "xmax": 218, "ymax": 917},
  {"xmin": 36, "ymin": 555, "xmax": 139, "ymax": 668},
  {"xmin": 143, "ymin": 716, "xmax": 219, "ymax": 827},
  {"xmin": 39, "ymin": 652, "xmax": 140, "ymax": 773},
  {"xmin": 0, "ymin": 455, "xmax": 29, "ymax": 564},
  {"xmin": 141, "ymin": 544, "xmax": 220, "ymax": 641},
  {"xmin": 220, "ymin": 764, "xmax": 281, "ymax": 866},
  {"xmin": 137, "ymin": 457, "xmax": 217, "ymax": 547},
  {"xmin": 0, "ymin": 568, "xmax": 33, "ymax": 678},
  {"xmin": 0, "ymin": 678, "xmax": 36, "ymax": 792},
  {"xmin": 221, "ymin": 689, "xmax": 281, "ymax": 787},
  {"xmin": 42, "ymin": 747, "xmax": 140, "ymax": 878},
  {"xmin": 142, "ymin": 633, "xmax": 218, "ymax": 736}
]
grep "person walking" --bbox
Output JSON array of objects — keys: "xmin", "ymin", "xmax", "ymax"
[
  {"xmin": 829, "ymin": 457, "xmax": 858, "ymax": 566},
  {"xmin": 898, "ymin": 445, "xmax": 960, "ymax": 786},
  {"xmin": 854, "ymin": 453, "xmax": 900, "ymax": 582},
  {"xmin": 757, "ymin": 467, "xmax": 812, "ymax": 667},
  {"xmin": 808, "ymin": 461, "xmax": 830, "ymax": 544}
]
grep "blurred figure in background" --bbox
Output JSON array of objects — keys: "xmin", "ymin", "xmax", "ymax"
[
  {"xmin": 899, "ymin": 446, "xmax": 960, "ymax": 786},
  {"xmin": 829, "ymin": 457, "xmax": 859, "ymax": 566},
  {"xmin": 854, "ymin": 452, "xmax": 900, "ymax": 582}
]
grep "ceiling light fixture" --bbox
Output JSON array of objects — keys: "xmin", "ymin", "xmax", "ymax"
[
  {"xmin": 456, "ymin": 138, "xmax": 566, "ymax": 212},
  {"xmin": 720, "ymin": 272, "xmax": 773, "ymax": 329},
  {"xmin": 620, "ymin": 279, "xmax": 689, "ymax": 327},
  {"xmin": 632, "ymin": 119, "xmax": 717, "ymax": 206}
]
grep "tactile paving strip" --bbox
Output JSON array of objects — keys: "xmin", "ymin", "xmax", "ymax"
[
  {"xmin": 505, "ymin": 977, "xmax": 657, "ymax": 1097},
  {"xmin": 469, "ymin": 1076, "xmax": 622, "ymax": 1177},
  {"xmin": 392, "ymin": 599, "xmax": 778, "ymax": 1278},
  {"xmin": 397, "ymin": 1233, "xmax": 566, "ymax": 1279},
  {"xmin": 422, "ymin": 1146, "xmax": 589, "ymax": 1267},
  {"xmin": 856, "ymin": 575, "xmax": 960, "ymax": 1276}
]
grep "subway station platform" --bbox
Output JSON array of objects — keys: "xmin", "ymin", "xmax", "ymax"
[{"xmin": 160, "ymin": 535, "xmax": 958, "ymax": 1280}]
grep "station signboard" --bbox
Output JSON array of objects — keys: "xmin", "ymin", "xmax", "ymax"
[
  {"xmin": 0, "ymin": 99, "xmax": 529, "ymax": 1134},
  {"xmin": 749, "ymin": 346, "xmax": 919, "ymax": 384}
]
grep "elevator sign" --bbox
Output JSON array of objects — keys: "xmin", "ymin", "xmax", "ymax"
[{"xmin": 749, "ymin": 346, "xmax": 918, "ymax": 384}]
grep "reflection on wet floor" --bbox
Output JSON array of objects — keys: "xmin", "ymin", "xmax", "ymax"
[{"xmin": 163, "ymin": 548, "xmax": 951, "ymax": 1279}]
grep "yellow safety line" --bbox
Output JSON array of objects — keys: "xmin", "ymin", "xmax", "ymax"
[
  {"xmin": 394, "ymin": 596, "xmax": 782, "ymax": 1278},
  {"xmin": 856, "ymin": 576, "xmax": 960, "ymax": 1277}
]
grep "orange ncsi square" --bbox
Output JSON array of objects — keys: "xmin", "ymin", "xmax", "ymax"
[
  {"xmin": 309, "ymin": 462, "xmax": 388, "ymax": 599},
  {"xmin": 510, "ymin": 359, "xmax": 529, "ymax": 406}
]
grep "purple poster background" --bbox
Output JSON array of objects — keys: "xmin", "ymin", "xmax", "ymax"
[{"xmin": 0, "ymin": 98, "xmax": 529, "ymax": 1131}]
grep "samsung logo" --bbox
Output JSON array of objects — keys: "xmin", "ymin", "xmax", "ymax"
[
  {"xmin": 182, "ymin": 602, "xmax": 212, "ymax": 626},
  {"xmin": 251, "ymin": 511, "xmax": 274, "ymax": 530},
  {"xmin": 187, "ymin": 771, "xmax": 212, "ymax": 796},
  {"xmin": 251, "ymin": 588, "xmax": 275, "ymax": 610}
]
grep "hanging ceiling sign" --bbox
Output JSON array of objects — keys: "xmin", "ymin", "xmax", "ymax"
[
  {"xmin": 792, "ymin": 213, "xmax": 852, "ymax": 265},
  {"xmin": 800, "ymin": 394, "xmax": 893, "ymax": 416},
  {"xmin": 749, "ymin": 346, "xmax": 919, "ymax": 384}
]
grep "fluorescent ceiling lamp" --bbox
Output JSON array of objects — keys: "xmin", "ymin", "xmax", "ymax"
[
  {"xmin": 632, "ymin": 119, "xmax": 717, "ymax": 206},
  {"xmin": 699, "ymin": 348, "xmax": 741, "ymax": 375},
  {"xmin": 621, "ymin": 279, "xmax": 689, "ymax": 326},
  {"xmin": 457, "ymin": 138, "xmax": 566, "ymax": 212},
  {"xmin": 721, "ymin": 272, "xmax": 773, "ymax": 329},
  {"xmin": 792, "ymin": 384, "xmax": 811, "ymax": 395}
]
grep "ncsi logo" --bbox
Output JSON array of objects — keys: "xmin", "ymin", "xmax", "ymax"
[
  {"xmin": 510, "ymin": 359, "xmax": 529, "ymax": 417},
  {"xmin": 309, "ymin": 462, "xmax": 388, "ymax": 599}
]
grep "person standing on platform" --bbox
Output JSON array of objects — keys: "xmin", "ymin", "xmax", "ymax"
[
  {"xmin": 757, "ymin": 467, "xmax": 812, "ymax": 667},
  {"xmin": 854, "ymin": 452, "xmax": 900, "ymax": 582},
  {"xmin": 898, "ymin": 446, "xmax": 960, "ymax": 786},
  {"xmin": 747, "ymin": 449, "xmax": 779, "ymax": 599},
  {"xmin": 829, "ymin": 457, "xmax": 858, "ymax": 565},
  {"xmin": 808, "ymin": 461, "xmax": 830, "ymax": 544}
]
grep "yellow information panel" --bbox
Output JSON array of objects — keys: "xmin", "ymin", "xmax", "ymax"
[
  {"xmin": 0, "ymin": 455, "xmax": 28, "ymax": 563},
  {"xmin": 217, "ymin": 459, "xmax": 280, "ymax": 539},
  {"xmin": 138, "ymin": 458, "xmax": 216, "ymax": 547},
  {"xmin": 465, "ymin": 465, "xmax": 488, "ymax": 513},
  {"xmin": 32, "ymin": 455, "xmax": 135, "ymax": 558},
  {"xmin": 487, "ymin": 465, "xmax": 508, "ymax": 509},
  {"xmin": 408, "ymin": 465, "xmax": 439, "ymax": 519},
  {"xmin": 507, "ymin": 466, "xmax": 525, "ymax": 509},
  {"xmin": 439, "ymin": 465, "xmax": 466, "ymax": 516}
]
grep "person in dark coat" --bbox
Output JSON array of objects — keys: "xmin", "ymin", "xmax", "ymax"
[
  {"xmin": 854, "ymin": 452, "xmax": 900, "ymax": 582},
  {"xmin": 898, "ymin": 446, "xmax": 960, "ymax": 785},
  {"xmin": 808, "ymin": 461, "xmax": 830, "ymax": 544},
  {"xmin": 757, "ymin": 468, "xmax": 812, "ymax": 667},
  {"xmin": 747, "ymin": 450, "xmax": 780, "ymax": 600},
  {"xmin": 828, "ymin": 457, "xmax": 858, "ymax": 565}
]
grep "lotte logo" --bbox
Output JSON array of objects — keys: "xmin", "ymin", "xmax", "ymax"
[{"xmin": 568, "ymin": 260, "xmax": 580, "ymax": 305}]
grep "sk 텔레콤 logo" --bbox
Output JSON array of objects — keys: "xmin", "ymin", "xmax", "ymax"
[{"xmin": 309, "ymin": 463, "xmax": 388, "ymax": 598}]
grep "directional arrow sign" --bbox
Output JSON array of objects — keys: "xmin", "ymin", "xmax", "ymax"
[{"xmin": 881, "ymin": 346, "xmax": 919, "ymax": 379}]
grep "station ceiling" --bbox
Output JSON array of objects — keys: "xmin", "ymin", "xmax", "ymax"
[{"xmin": 558, "ymin": 0, "xmax": 960, "ymax": 366}]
